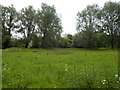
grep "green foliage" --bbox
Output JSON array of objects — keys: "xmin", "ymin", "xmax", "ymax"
[
  {"xmin": 73, "ymin": 32, "xmax": 84, "ymax": 48},
  {"xmin": 1, "ymin": 1, "xmax": 120, "ymax": 49},
  {"xmin": 0, "ymin": 4, "xmax": 17, "ymax": 48},
  {"xmin": 102, "ymin": 1, "xmax": 120, "ymax": 48},
  {"xmin": 18, "ymin": 5, "xmax": 36, "ymax": 48},
  {"xmin": 76, "ymin": 2, "xmax": 120, "ymax": 48},
  {"xmin": 59, "ymin": 37, "xmax": 69, "ymax": 48},
  {"xmin": 31, "ymin": 34, "xmax": 41, "ymax": 48},
  {"xmin": 36, "ymin": 3, "xmax": 62, "ymax": 48},
  {"xmin": 2, "ymin": 35, "xmax": 11, "ymax": 49},
  {"xmin": 59, "ymin": 34, "xmax": 73, "ymax": 48},
  {"xmin": 76, "ymin": 4, "xmax": 101, "ymax": 48},
  {"xmin": 10, "ymin": 38, "xmax": 25, "ymax": 48},
  {"xmin": 67, "ymin": 34, "xmax": 73, "ymax": 47},
  {"xmin": 73, "ymin": 31, "xmax": 97, "ymax": 48}
]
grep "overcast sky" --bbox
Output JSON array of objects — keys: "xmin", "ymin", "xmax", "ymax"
[{"xmin": 0, "ymin": 0, "xmax": 119, "ymax": 35}]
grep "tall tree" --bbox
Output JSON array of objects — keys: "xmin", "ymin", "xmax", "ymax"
[
  {"xmin": 0, "ymin": 5, "xmax": 17, "ymax": 48},
  {"xmin": 18, "ymin": 6, "xmax": 37, "ymax": 48},
  {"xmin": 102, "ymin": 1, "xmax": 120, "ymax": 48},
  {"xmin": 36, "ymin": 3, "xmax": 62, "ymax": 48},
  {"xmin": 76, "ymin": 4, "xmax": 101, "ymax": 48},
  {"xmin": 67, "ymin": 34, "xmax": 73, "ymax": 47},
  {"xmin": 0, "ymin": 5, "xmax": 2, "ymax": 48}
]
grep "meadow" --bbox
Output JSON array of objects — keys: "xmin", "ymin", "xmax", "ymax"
[{"xmin": 2, "ymin": 48, "xmax": 119, "ymax": 88}]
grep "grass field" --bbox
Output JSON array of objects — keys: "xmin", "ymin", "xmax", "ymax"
[{"xmin": 2, "ymin": 48, "xmax": 119, "ymax": 88}]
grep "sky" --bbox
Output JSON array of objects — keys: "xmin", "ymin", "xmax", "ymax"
[{"xmin": 0, "ymin": 0, "xmax": 119, "ymax": 35}]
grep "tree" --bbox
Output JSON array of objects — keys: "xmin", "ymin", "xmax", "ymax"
[
  {"xmin": 0, "ymin": 5, "xmax": 17, "ymax": 48},
  {"xmin": 67, "ymin": 34, "xmax": 73, "ymax": 47},
  {"xmin": 18, "ymin": 6, "xmax": 37, "ymax": 48},
  {"xmin": 36, "ymin": 3, "xmax": 62, "ymax": 48},
  {"xmin": 102, "ymin": 1, "xmax": 120, "ymax": 48},
  {"xmin": 31, "ymin": 34, "xmax": 41, "ymax": 48},
  {"xmin": 59, "ymin": 37, "xmax": 69, "ymax": 48},
  {"xmin": 76, "ymin": 4, "xmax": 101, "ymax": 48},
  {"xmin": 0, "ymin": 5, "xmax": 2, "ymax": 48},
  {"xmin": 73, "ymin": 32, "xmax": 84, "ymax": 48}
]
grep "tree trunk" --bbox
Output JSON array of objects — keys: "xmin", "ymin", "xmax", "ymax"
[
  {"xmin": 41, "ymin": 30, "xmax": 47, "ymax": 48},
  {"xmin": 25, "ymin": 38, "xmax": 29, "ymax": 48},
  {"xmin": 25, "ymin": 28, "xmax": 31, "ymax": 48},
  {"xmin": 25, "ymin": 35, "xmax": 29, "ymax": 48},
  {"xmin": 25, "ymin": 42, "xmax": 28, "ymax": 48},
  {"xmin": 111, "ymin": 35, "xmax": 114, "ymax": 48},
  {"xmin": 8, "ymin": 28, "xmax": 11, "ymax": 35},
  {"xmin": 8, "ymin": 14, "xmax": 13, "ymax": 35},
  {"xmin": 41, "ymin": 35, "xmax": 45, "ymax": 48}
]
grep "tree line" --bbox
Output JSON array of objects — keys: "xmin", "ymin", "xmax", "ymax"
[{"xmin": 0, "ymin": 1, "xmax": 120, "ymax": 49}]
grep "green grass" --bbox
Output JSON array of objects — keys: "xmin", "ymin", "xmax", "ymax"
[{"xmin": 2, "ymin": 48, "xmax": 119, "ymax": 88}]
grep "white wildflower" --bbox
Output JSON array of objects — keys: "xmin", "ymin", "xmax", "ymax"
[
  {"xmin": 65, "ymin": 68, "xmax": 68, "ymax": 71},
  {"xmin": 116, "ymin": 81, "xmax": 119, "ymax": 84},
  {"xmin": 103, "ymin": 80, "xmax": 107, "ymax": 82},
  {"xmin": 115, "ymin": 74, "xmax": 118, "ymax": 77},
  {"xmin": 3, "ymin": 68, "xmax": 6, "ymax": 71},
  {"xmin": 65, "ymin": 64, "xmax": 68, "ymax": 67},
  {"xmin": 103, "ymin": 82, "xmax": 105, "ymax": 84},
  {"xmin": 101, "ymin": 79, "xmax": 107, "ymax": 85}
]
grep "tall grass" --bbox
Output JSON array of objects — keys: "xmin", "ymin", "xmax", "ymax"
[{"xmin": 2, "ymin": 48, "xmax": 119, "ymax": 88}]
